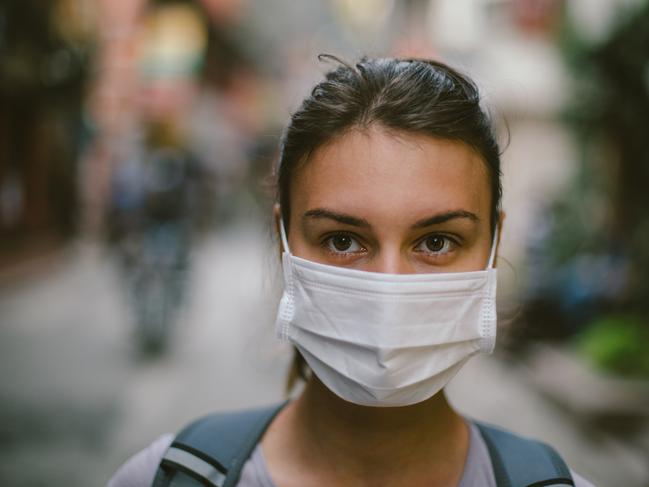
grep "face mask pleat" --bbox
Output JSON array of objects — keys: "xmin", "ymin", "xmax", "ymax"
[
  {"xmin": 293, "ymin": 288, "xmax": 487, "ymax": 333},
  {"xmin": 297, "ymin": 334, "xmax": 480, "ymax": 389},
  {"xmin": 290, "ymin": 309, "xmax": 485, "ymax": 348}
]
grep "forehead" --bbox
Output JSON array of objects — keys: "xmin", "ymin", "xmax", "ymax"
[{"xmin": 290, "ymin": 127, "xmax": 491, "ymax": 223}]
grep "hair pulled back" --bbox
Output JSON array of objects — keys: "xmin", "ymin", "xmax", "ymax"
[{"xmin": 276, "ymin": 55, "xmax": 502, "ymax": 233}]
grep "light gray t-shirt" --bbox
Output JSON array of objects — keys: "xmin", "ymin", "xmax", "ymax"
[{"xmin": 107, "ymin": 422, "xmax": 594, "ymax": 486}]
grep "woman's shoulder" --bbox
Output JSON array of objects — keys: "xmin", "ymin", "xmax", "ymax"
[
  {"xmin": 107, "ymin": 403, "xmax": 284, "ymax": 487},
  {"xmin": 107, "ymin": 433, "xmax": 174, "ymax": 487}
]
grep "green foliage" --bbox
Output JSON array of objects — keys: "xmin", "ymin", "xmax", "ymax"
[
  {"xmin": 557, "ymin": 3, "xmax": 649, "ymax": 309},
  {"xmin": 577, "ymin": 315, "xmax": 649, "ymax": 378}
]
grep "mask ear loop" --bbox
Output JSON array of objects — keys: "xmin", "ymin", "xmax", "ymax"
[
  {"xmin": 279, "ymin": 219, "xmax": 291, "ymax": 254},
  {"xmin": 487, "ymin": 226, "xmax": 498, "ymax": 269}
]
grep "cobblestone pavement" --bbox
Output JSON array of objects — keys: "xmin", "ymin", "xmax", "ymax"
[{"xmin": 0, "ymin": 221, "xmax": 645, "ymax": 486}]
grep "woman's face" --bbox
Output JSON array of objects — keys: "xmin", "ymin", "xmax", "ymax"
[{"xmin": 285, "ymin": 126, "xmax": 497, "ymax": 274}]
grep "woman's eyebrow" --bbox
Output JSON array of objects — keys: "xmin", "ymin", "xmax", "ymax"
[
  {"xmin": 302, "ymin": 208, "xmax": 371, "ymax": 227},
  {"xmin": 412, "ymin": 210, "xmax": 479, "ymax": 228}
]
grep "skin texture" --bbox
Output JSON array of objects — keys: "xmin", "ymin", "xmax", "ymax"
[{"xmin": 264, "ymin": 125, "xmax": 503, "ymax": 487}]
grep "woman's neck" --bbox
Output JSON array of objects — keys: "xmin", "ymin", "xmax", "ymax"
[{"xmin": 262, "ymin": 378, "xmax": 470, "ymax": 487}]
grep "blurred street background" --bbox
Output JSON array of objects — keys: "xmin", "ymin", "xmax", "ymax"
[{"xmin": 1, "ymin": 0, "xmax": 649, "ymax": 486}]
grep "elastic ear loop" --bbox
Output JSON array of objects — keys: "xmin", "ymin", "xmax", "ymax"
[
  {"xmin": 487, "ymin": 227, "xmax": 498, "ymax": 269},
  {"xmin": 279, "ymin": 219, "xmax": 291, "ymax": 254}
]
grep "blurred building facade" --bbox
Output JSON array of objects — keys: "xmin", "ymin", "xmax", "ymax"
[{"xmin": 0, "ymin": 0, "xmax": 93, "ymax": 263}]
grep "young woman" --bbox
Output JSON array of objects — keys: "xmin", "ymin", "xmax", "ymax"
[{"xmin": 109, "ymin": 56, "xmax": 594, "ymax": 487}]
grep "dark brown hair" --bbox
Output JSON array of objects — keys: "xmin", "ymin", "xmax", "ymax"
[
  {"xmin": 277, "ymin": 55, "xmax": 502, "ymax": 234},
  {"xmin": 276, "ymin": 55, "xmax": 503, "ymax": 391}
]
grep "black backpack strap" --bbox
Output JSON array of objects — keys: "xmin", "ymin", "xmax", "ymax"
[
  {"xmin": 475, "ymin": 422, "xmax": 574, "ymax": 487},
  {"xmin": 152, "ymin": 401, "xmax": 287, "ymax": 487}
]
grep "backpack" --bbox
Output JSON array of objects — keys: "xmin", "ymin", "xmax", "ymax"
[{"xmin": 152, "ymin": 402, "xmax": 575, "ymax": 487}]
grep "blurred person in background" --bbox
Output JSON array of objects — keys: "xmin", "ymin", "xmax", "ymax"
[
  {"xmin": 107, "ymin": 118, "xmax": 203, "ymax": 352},
  {"xmin": 104, "ymin": 0, "xmax": 249, "ymax": 352},
  {"xmin": 108, "ymin": 56, "xmax": 595, "ymax": 487}
]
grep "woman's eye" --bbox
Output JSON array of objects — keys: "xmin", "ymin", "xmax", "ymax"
[
  {"xmin": 324, "ymin": 234, "xmax": 363, "ymax": 254},
  {"xmin": 415, "ymin": 235, "xmax": 454, "ymax": 255}
]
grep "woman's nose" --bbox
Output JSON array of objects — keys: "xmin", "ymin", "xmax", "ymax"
[{"xmin": 366, "ymin": 250, "xmax": 415, "ymax": 275}]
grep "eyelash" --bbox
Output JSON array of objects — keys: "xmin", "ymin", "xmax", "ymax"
[
  {"xmin": 321, "ymin": 233, "xmax": 366, "ymax": 257},
  {"xmin": 413, "ymin": 234, "xmax": 459, "ymax": 257},
  {"xmin": 321, "ymin": 232, "xmax": 460, "ymax": 258}
]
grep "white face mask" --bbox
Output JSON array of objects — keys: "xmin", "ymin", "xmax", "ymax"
[{"xmin": 275, "ymin": 221, "xmax": 498, "ymax": 407}]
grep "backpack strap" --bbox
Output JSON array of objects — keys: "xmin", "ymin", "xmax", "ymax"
[
  {"xmin": 475, "ymin": 422, "xmax": 575, "ymax": 487},
  {"xmin": 152, "ymin": 401, "xmax": 287, "ymax": 487}
]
